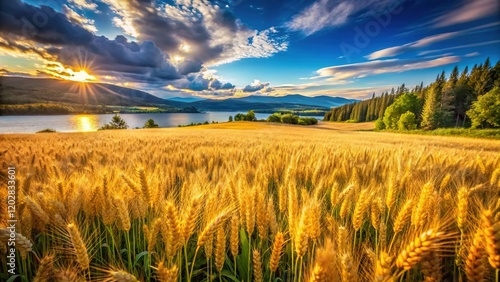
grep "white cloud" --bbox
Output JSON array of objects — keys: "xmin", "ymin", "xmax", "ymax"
[
  {"xmin": 101, "ymin": 0, "xmax": 288, "ymax": 66},
  {"xmin": 287, "ymin": 0, "xmax": 354, "ymax": 36},
  {"xmin": 316, "ymin": 56, "xmax": 460, "ymax": 80},
  {"xmin": 62, "ymin": 5, "xmax": 98, "ymax": 33},
  {"xmin": 69, "ymin": 0, "xmax": 97, "ymax": 10},
  {"xmin": 465, "ymin": 52, "xmax": 480, "ymax": 57},
  {"xmin": 366, "ymin": 32, "xmax": 458, "ymax": 60},
  {"xmin": 286, "ymin": 0, "xmax": 402, "ymax": 36},
  {"xmin": 418, "ymin": 40, "xmax": 500, "ymax": 56},
  {"xmin": 433, "ymin": 0, "xmax": 499, "ymax": 28}
]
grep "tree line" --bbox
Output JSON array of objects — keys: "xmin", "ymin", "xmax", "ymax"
[{"xmin": 323, "ymin": 58, "xmax": 500, "ymax": 129}]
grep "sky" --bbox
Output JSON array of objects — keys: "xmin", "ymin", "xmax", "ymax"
[{"xmin": 0, "ymin": 0, "xmax": 499, "ymax": 100}]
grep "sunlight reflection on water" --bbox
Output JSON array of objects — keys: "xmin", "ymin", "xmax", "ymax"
[{"xmin": 70, "ymin": 115, "xmax": 99, "ymax": 132}]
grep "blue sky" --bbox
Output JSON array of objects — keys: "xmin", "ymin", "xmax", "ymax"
[{"xmin": 0, "ymin": 0, "xmax": 499, "ymax": 99}]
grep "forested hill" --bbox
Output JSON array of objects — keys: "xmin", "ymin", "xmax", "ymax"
[{"xmin": 323, "ymin": 58, "xmax": 500, "ymax": 129}]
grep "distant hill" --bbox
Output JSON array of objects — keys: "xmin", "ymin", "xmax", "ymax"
[
  {"xmin": 235, "ymin": 94, "xmax": 358, "ymax": 108},
  {"xmin": 187, "ymin": 99, "xmax": 328, "ymax": 112},
  {"xmin": 167, "ymin": 96, "xmax": 205, "ymax": 103},
  {"xmin": 0, "ymin": 76, "xmax": 184, "ymax": 107}
]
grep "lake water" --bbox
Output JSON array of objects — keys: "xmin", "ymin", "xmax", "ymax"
[{"xmin": 0, "ymin": 112, "xmax": 323, "ymax": 133}]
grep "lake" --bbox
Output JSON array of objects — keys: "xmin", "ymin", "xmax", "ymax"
[{"xmin": 0, "ymin": 112, "xmax": 323, "ymax": 133}]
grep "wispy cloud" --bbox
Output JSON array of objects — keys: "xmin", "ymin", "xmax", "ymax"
[
  {"xmin": 286, "ymin": 0, "xmax": 401, "ymax": 36},
  {"xmin": 433, "ymin": 0, "xmax": 499, "ymax": 28},
  {"xmin": 465, "ymin": 52, "xmax": 480, "ymax": 57},
  {"xmin": 367, "ymin": 22, "xmax": 500, "ymax": 60},
  {"xmin": 366, "ymin": 32, "xmax": 459, "ymax": 60},
  {"xmin": 316, "ymin": 56, "xmax": 460, "ymax": 80},
  {"xmin": 418, "ymin": 40, "xmax": 500, "ymax": 55}
]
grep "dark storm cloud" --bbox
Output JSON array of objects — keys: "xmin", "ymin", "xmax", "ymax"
[
  {"xmin": 0, "ymin": 0, "xmax": 93, "ymax": 45},
  {"xmin": 177, "ymin": 59, "xmax": 203, "ymax": 75},
  {"xmin": 103, "ymin": 0, "xmax": 221, "ymax": 62}
]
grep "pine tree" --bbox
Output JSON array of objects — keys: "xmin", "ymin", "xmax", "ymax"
[
  {"xmin": 448, "ymin": 66, "xmax": 459, "ymax": 89},
  {"xmin": 421, "ymin": 85, "xmax": 439, "ymax": 130}
]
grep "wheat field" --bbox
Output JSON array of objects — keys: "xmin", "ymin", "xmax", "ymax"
[{"xmin": 1, "ymin": 122, "xmax": 499, "ymax": 282}]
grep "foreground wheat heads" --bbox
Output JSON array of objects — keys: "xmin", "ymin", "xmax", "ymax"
[{"xmin": 0, "ymin": 126, "xmax": 499, "ymax": 281}]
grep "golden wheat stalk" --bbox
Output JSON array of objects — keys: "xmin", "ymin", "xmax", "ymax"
[
  {"xmin": 56, "ymin": 267, "xmax": 82, "ymax": 282},
  {"xmin": 396, "ymin": 229, "xmax": 452, "ymax": 270},
  {"xmin": 393, "ymin": 199, "xmax": 413, "ymax": 234},
  {"xmin": 481, "ymin": 209, "xmax": 500, "ymax": 269},
  {"xmin": 66, "ymin": 223, "xmax": 90, "ymax": 270},
  {"xmin": 108, "ymin": 270, "xmax": 139, "ymax": 282},
  {"xmin": 457, "ymin": 187, "xmax": 469, "ymax": 231},
  {"xmin": 155, "ymin": 262, "xmax": 178, "ymax": 282},
  {"xmin": 197, "ymin": 210, "xmax": 232, "ymax": 248},
  {"xmin": 374, "ymin": 252, "xmax": 393, "ymax": 282},
  {"xmin": 182, "ymin": 194, "xmax": 202, "ymax": 244},
  {"xmin": 465, "ymin": 229, "xmax": 487, "ymax": 282},
  {"xmin": 253, "ymin": 249, "xmax": 263, "ymax": 282},
  {"xmin": 215, "ymin": 228, "xmax": 226, "ymax": 272},
  {"xmin": 411, "ymin": 182, "xmax": 433, "ymax": 227},
  {"xmin": 269, "ymin": 232, "xmax": 285, "ymax": 272},
  {"xmin": 33, "ymin": 255, "xmax": 54, "ymax": 282},
  {"xmin": 230, "ymin": 214, "xmax": 239, "ymax": 257},
  {"xmin": 421, "ymin": 251, "xmax": 442, "ymax": 282},
  {"xmin": 352, "ymin": 189, "xmax": 370, "ymax": 231}
]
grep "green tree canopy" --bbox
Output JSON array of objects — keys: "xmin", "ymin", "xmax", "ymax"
[
  {"xmin": 143, "ymin": 119, "xmax": 158, "ymax": 128},
  {"xmin": 267, "ymin": 113, "xmax": 281, "ymax": 123},
  {"xmin": 382, "ymin": 93, "xmax": 421, "ymax": 129},
  {"xmin": 397, "ymin": 111, "xmax": 417, "ymax": 131},
  {"xmin": 467, "ymin": 87, "xmax": 500, "ymax": 128}
]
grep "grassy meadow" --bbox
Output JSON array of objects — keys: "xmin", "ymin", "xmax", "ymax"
[{"xmin": 1, "ymin": 122, "xmax": 500, "ymax": 281}]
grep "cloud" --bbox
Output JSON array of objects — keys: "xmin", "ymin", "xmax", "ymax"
[
  {"xmin": 287, "ymin": 0, "xmax": 354, "ymax": 36},
  {"xmin": 101, "ymin": 0, "xmax": 288, "ymax": 66},
  {"xmin": 62, "ymin": 5, "xmax": 97, "ymax": 33},
  {"xmin": 0, "ymin": 0, "xmax": 94, "ymax": 45},
  {"xmin": 0, "ymin": 0, "xmax": 236, "ymax": 89},
  {"xmin": 69, "ymin": 0, "xmax": 98, "ymax": 10},
  {"xmin": 366, "ymin": 32, "xmax": 459, "ymax": 60},
  {"xmin": 243, "ymin": 80, "xmax": 271, "ymax": 92},
  {"xmin": 433, "ymin": 0, "xmax": 499, "ymax": 28},
  {"xmin": 465, "ymin": 52, "xmax": 480, "ymax": 57},
  {"xmin": 286, "ymin": 0, "xmax": 403, "ymax": 36},
  {"xmin": 418, "ymin": 40, "xmax": 500, "ymax": 56},
  {"xmin": 170, "ymin": 72, "xmax": 235, "ymax": 92},
  {"xmin": 316, "ymin": 56, "xmax": 460, "ymax": 80},
  {"xmin": 0, "ymin": 68, "xmax": 39, "ymax": 78}
]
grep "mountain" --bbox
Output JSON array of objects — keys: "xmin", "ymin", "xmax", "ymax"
[
  {"xmin": 0, "ymin": 76, "xmax": 356, "ymax": 114},
  {"xmin": 0, "ymin": 76, "xmax": 185, "ymax": 107},
  {"xmin": 188, "ymin": 98, "xmax": 333, "ymax": 112},
  {"xmin": 235, "ymin": 94, "xmax": 358, "ymax": 108},
  {"xmin": 167, "ymin": 96, "xmax": 205, "ymax": 103}
]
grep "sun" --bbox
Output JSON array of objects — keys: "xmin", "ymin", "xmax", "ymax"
[
  {"xmin": 173, "ymin": 55, "xmax": 184, "ymax": 63},
  {"xmin": 69, "ymin": 70, "xmax": 96, "ymax": 82}
]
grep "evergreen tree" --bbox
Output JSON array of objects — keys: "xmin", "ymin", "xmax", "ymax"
[
  {"xmin": 421, "ymin": 85, "xmax": 439, "ymax": 130},
  {"xmin": 448, "ymin": 66, "xmax": 459, "ymax": 89},
  {"xmin": 100, "ymin": 114, "xmax": 128, "ymax": 130}
]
